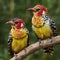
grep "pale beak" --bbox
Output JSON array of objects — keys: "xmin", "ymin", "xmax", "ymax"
[
  {"xmin": 27, "ymin": 8, "xmax": 36, "ymax": 12},
  {"xmin": 6, "ymin": 21, "xmax": 15, "ymax": 25}
]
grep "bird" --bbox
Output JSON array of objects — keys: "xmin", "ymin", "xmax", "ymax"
[
  {"xmin": 27, "ymin": 5, "xmax": 57, "ymax": 55},
  {"xmin": 6, "ymin": 18, "xmax": 29, "ymax": 58}
]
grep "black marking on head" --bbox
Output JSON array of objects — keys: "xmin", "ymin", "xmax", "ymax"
[
  {"xmin": 14, "ymin": 22, "xmax": 19, "ymax": 24},
  {"xmin": 11, "ymin": 18, "xmax": 18, "ymax": 21},
  {"xmin": 35, "ymin": 9, "xmax": 40, "ymax": 12}
]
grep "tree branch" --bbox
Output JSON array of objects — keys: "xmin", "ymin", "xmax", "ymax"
[{"xmin": 10, "ymin": 36, "xmax": 60, "ymax": 60}]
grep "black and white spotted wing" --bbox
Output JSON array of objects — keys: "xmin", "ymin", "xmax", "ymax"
[
  {"xmin": 8, "ymin": 32, "xmax": 14, "ymax": 57},
  {"xmin": 42, "ymin": 15, "xmax": 57, "ymax": 36},
  {"xmin": 49, "ymin": 17, "xmax": 57, "ymax": 36},
  {"xmin": 42, "ymin": 15, "xmax": 57, "ymax": 54}
]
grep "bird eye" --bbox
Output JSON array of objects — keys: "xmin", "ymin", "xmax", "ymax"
[
  {"xmin": 15, "ymin": 22, "xmax": 18, "ymax": 24},
  {"xmin": 36, "ymin": 9, "xmax": 40, "ymax": 12}
]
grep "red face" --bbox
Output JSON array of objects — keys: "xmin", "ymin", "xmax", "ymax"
[
  {"xmin": 14, "ymin": 19, "xmax": 25, "ymax": 29},
  {"xmin": 27, "ymin": 5, "xmax": 47, "ymax": 16},
  {"xmin": 6, "ymin": 19, "xmax": 25, "ymax": 29}
]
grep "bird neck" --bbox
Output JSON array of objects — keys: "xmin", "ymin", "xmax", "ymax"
[
  {"xmin": 32, "ymin": 15, "xmax": 45, "ymax": 28},
  {"xmin": 11, "ymin": 28, "xmax": 27, "ymax": 39}
]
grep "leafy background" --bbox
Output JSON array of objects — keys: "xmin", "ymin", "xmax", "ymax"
[{"xmin": 0, "ymin": 0, "xmax": 60, "ymax": 60}]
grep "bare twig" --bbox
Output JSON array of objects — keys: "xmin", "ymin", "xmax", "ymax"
[{"xmin": 10, "ymin": 36, "xmax": 60, "ymax": 60}]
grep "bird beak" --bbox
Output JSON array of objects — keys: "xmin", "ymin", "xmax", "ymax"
[
  {"xmin": 27, "ymin": 8, "xmax": 36, "ymax": 12},
  {"xmin": 6, "ymin": 21, "xmax": 15, "ymax": 25}
]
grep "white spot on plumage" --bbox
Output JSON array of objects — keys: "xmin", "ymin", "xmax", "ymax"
[
  {"xmin": 42, "ymin": 11, "xmax": 46, "ymax": 15},
  {"xmin": 21, "ymin": 23, "xmax": 24, "ymax": 27},
  {"xmin": 45, "ymin": 19, "xmax": 50, "ymax": 25}
]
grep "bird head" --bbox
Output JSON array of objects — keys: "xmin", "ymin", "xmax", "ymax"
[
  {"xmin": 6, "ymin": 18, "xmax": 25, "ymax": 29},
  {"xmin": 27, "ymin": 5, "xmax": 47, "ymax": 16}
]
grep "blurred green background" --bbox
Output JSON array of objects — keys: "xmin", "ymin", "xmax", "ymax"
[{"xmin": 0, "ymin": 0, "xmax": 60, "ymax": 60}]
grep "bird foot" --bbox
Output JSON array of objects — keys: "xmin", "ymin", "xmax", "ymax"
[
  {"xmin": 24, "ymin": 48, "xmax": 27, "ymax": 54},
  {"xmin": 39, "ymin": 40, "xmax": 41, "ymax": 46},
  {"xmin": 14, "ymin": 53, "xmax": 19, "ymax": 60},
  {"xmin": 50, "ymin": 39, "xmax": 52, "ymax": 43}
]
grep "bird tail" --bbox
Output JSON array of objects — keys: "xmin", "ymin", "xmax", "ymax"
[{"xmin": 44, "ymin": 46, "xmax": 54, "ymax": 55}]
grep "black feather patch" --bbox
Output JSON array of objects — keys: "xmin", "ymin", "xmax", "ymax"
[
  {"xmin": 42, "ymin": 15, "xmax": 57, "ymax": 55},
  {"xmin": 49, "ymin": 18, "xmax": 57, "ymax": 36},
  {"xmin": 8, "ymin": 32, "xmax": 14, "ymax": 57}
]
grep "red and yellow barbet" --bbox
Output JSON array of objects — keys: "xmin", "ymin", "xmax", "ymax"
[
  {"xmin": 28, "ymin": 5, "xmax": 57, "ymax": 55},
  {"xmin": 6, "ymin": 18, "xmax": 29, "ymax": 57}
]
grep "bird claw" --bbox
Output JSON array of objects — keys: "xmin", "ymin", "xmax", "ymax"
[
  {"xmin": 24, "ymin": 48, "xmax": 27, "ymax": 53},
  {"xmin": 49, "ymin": 37, "xmax": 52, "ymax": 43},
  {"xmin": 39, "ymin": 40, "xmax": 41, "ymax": 46},
  {"xmin": 50, "ymin": 39, "xmax": 52, "ymax": 43},
  {"xmin": 14, "ymin": 53, "xmax": 18, "ymax": 60}
]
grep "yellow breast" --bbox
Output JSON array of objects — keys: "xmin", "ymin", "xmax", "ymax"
[
  {"xmin": 33, "ymin": 24, "xmax": 53, "ymax": 39},
  {"xmin": 32, "ymin": 15, "xmax": 44, "ymax": 27},
  {"xmin": 11, "ymin": 28, "xmax": 28, "ymax": 53},
  {"xmin": 12, "ymin": 35, "xmax": 28, "ymax": 53},
  {"xmin": 11, "ymin": 28, "xmax": 27, "ymax": 39}
]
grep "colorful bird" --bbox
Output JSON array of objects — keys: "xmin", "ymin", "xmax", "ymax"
[
  {"xmin": 6, "ymin": 18, "xmax": 29, "ymax": 57},
  {"xmin": 27, "ymin": 5, "xmax": 57, "ymax": 55}
]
